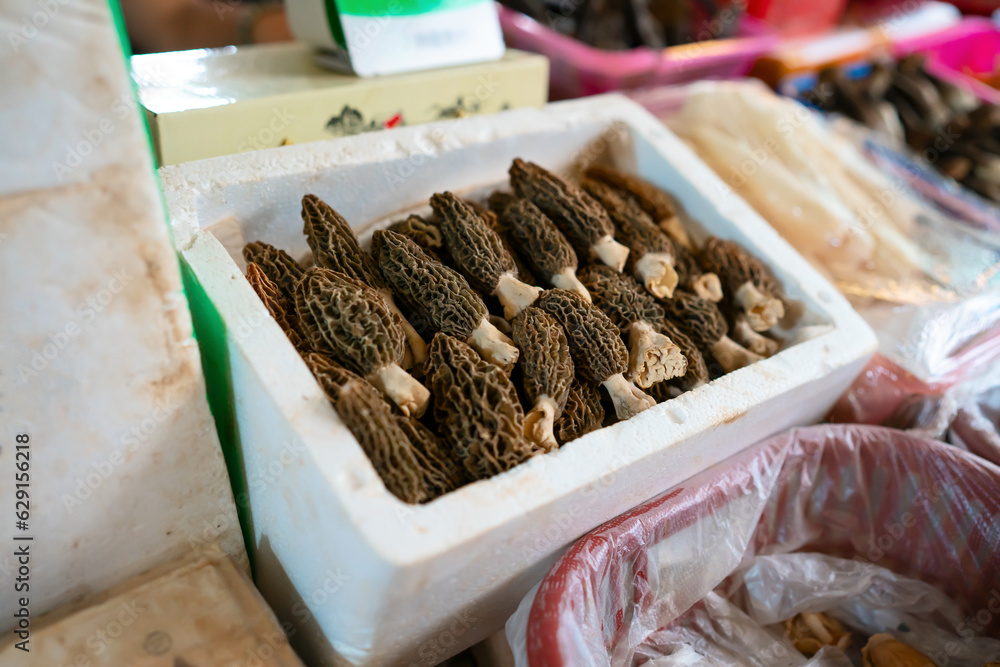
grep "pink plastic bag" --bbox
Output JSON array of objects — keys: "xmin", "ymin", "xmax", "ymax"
[{"xmin": 506, "ymin": 425, "xmax": 1000, "ymax": 666}]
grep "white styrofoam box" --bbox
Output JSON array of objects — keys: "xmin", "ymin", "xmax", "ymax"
[
  {"xmin": 161, "ymin": 94, "xmax": 876, "ymax": 667},
  {"xmin": 0, "ymin": 0, "xmax": 245, "ymax": 629}
]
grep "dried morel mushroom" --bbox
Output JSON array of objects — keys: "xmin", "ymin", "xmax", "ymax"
[
  {"xmin": 699, "ymin": 236, "xmax": 785, "ymax": 332},
  {"xmin": 730, "ymin": 313, "xmax": 779, "ymax": 357},
  {"xmin": 511, "ymin": 307, "xmax": 575, "ymax": 452},
  {"xmin": 481, "ymin": 206, "xmax": 539, "ymax": 288},
  {"xmin": 430, "ymin": 192, "xmax": 542, "ymax": 319},
  {"xmin": 534, "ymin": 289, "xmax": 655, "ymax": 420},
  {"xmin": 578, "ymin": 265, "xmax": 686, "ymax": 389},
  {"xmin": 509, "ymin": 159, "xmax": 630, "ymax": 272},
  {"xmin": 303, "ymin": 353, "xmax": 427, "ymax": 504},
  {"xmin": 395, "ymin": 414, "xmax": 468, "ymax": 499},
  {"xmin": 582, "ymin": 177, "xmax": 680, "ymax": 300},
  {"xmin": 295, "ymin": 267, "xmax": 430, "ymax": 417},
  {"xmin": 302, "ymin": 194, "xmax": 428, "ymax": 366},
  {"xmin": 784, "ymin": 612, "xmax": 852, "ymax": 657},
  {"xmin": 662, "ymin": 291, "xmax": 762, "ymax": 373},
  {"xmin": 425, "ymin": 333, "xmax": 535, "ymax": 480},
  {"xmin": 494, "ymin": 194, "xmax": 592, "ymax": 302},
  {"xmin": 245, "ymin": 262, "xmax": 309, "ymax": 352},
  {"xmin": 555, "ymin": 378, "xmax": 605, "ymax": 444},
  {"xmin": 372, "ymin": 230, "xmax": 519, "ymax": 374},
  {"xmin": 387, "ymin": 214, "xmax": 445, "ymax": 256},
  {"xmin": 862, "ymin": 634, "xmax": 934, "ymax": 667},
  {"xmin": 658, "ymin": 318, "xmax": 709, "ymax": 392},
  {"xmin": 242, "ymin": 241, "xmax": 305, "ymax": 299},
  {"xmin": 584, "ymin": 164, "xmax": 693, "ymax": 251},
  {"xmin": 673, "ymin": 241, "xmax": 723, "ymax": 303}
]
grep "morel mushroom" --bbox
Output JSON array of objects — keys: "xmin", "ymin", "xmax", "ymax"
[
  {"xmin": 387, "ymin": 214, "xmax": 445, "ymax": 256},
  {"xmin": 584, "ymin": 164, "xmax": 693, "ymax": 251},
  {"xmin": 662, "ymin": 291, "xmax": 762, "ymax": 373},
  {"xmin": 555, "ymin": 378, "xmax": 606, "ymax": 444},
  {"xmin": 674, "ymin": 241, "xmax": 723, "ymax": 302},
  {"xmin": 303, "ymin": 353, "xmax": 427, "ymax": 504},
  {"xmin": 578, "ymin": 265, "xmax": 687, "ymax": 389},
  {"xmin": 534, "ymin": 289, "xmax": 655, "ymax": 420},
  {"xmin": 395, "ymin": 414, "xmax": 468, "ymax": 499},
  {"xmin": 511, "ymin": 307, "xmax": 575, "ymax": 452},
  {"xmin": 242, "ymin": 241, "xmax": 305, "ymax": 299},
  {"xmin": 861, "ymin": 634, "xmax": 934, "ymax": 667},
  {"xmin": 302, "ymin": 194, "xmax": 428, "ymax": 366},
  {"xmin": 430, "ymin": 192, "xmax": 542, "ymax": 319},
  {"xmin": 698, "ymin": 236, "xmax": 785, "ymax": 332},
  {"xmin": 245, "ymin": 262, "xmax": 309, "ymax": 352},
  {"xmin": 295, "ymin": 267, "xmax": 430, "ymax": 417},
  {"xmin": 425, "ymin": 333, "xmax": 535, "ymax": 480},
  {"xmin": 509, "ymin": 159, "xmax": 630, "ymax": 272},
  {"xmin": 658, "ymin": 318, "xmax": 709, "ymax": 392},
  {"xmin": 372, "ymin": 229, "xmax": 519, "ymax": 373},
  {"xmin": 492, "ymin": 194, "xmax": 592, "ymax": 302},
  {"xmin": 582, "ymin": 177, "xmax": 680, "ymax": 300}
]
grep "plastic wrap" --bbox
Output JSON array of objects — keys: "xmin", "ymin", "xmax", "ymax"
[
  {"xmin": 506, "ymin": 425, "xmax": 1000, "ymax": 666},
  {"xmin": 637, "ymin": 81, "xmax": 1000, "ymax": 439}
]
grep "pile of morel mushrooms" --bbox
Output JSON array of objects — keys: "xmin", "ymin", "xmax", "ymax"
[{"xmin": 243, "ymin": 160, "xmax": 787, "ymax": 503}]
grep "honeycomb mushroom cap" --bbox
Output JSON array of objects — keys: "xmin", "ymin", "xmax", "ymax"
[
  {"xmin": 578, "ymin": 265, "xmax": 665, "ymax": 332},
  {"xmin": 499, "ymin": 198, "xmax": 578, "ymax": 283},
  {"xmin": 482, "ymin": 207, "xmax": 538, "ymax": 287},
  {"xmin": 242, "ymin": 241, "xmax": 305, "ymax": 299},
  {"xmin": 584, "ymin": 164, "xmax": 677, "ymax": 224},
  {"xmin": 699, "ymin": 236, "xmax": 783, "ymax": 300},
  {"xmin": 661, "ymin": 290, "xmax": 728, "ymax": 350},
  {"xmin": 425, "ymin": 333, "xmax": 534, "ymax": 480},
  {"xmin": 430, "ymin": 191, "xmax": 517, "ymax": 295},
  {"xmin": 581, "ymin": 178, "xmax": 675, "ymax": 260},
  {"xmin": 387, "ymin": 214, "xmax": 445, "ymax": 254},
  {"xmin": 336, "ymin": 379, "xmax": 429, "ymax": 504},
  {"xmin": 395, "ymin": 414, "xmax": 468, "ymax": 499},
  {"xmin": 511, "ymin": 307, "xmax": 574, "ymax": 415},
  {"xmin": 555, "ymin": 378, "xmax": 605, "ymax": 444},
  {"xmin": 294, "ymin": 267, "xmax": 405, "ymax": 377},
  {"xmin": 373, "ymin": 230, "xmax": 487, "ymax": 340},
  {"xmin": 302, "ymin": 194, "xmax": 385, "ymax": 289},
  {"xmin": 302, "ymin": 352, "xmax": 371, "ymax": 398},
  {"xmin": 246, "ymin": 262, "xmax": 309, "ymax": 351},
  {"xmin": 534, "ymin": 289, "xmax": 628, "ymax": 384},
  {"xmin": 509, "ymin": 159, "xmax": 615, "ymax": 254}
]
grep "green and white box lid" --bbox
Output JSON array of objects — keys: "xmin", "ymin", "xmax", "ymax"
[{"xmin": 287, "ymin": 0, "xmax": 505, "ymax": 76}]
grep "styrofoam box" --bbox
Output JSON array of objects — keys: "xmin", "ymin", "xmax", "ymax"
[{"xmin": 161, "ymin": 95, "xmax": 876, "ymax": 667}]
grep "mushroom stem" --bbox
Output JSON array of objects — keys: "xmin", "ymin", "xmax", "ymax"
[
  {"xmin": 467, "ymin": 317, "xmax": 519, "ymax": 374},
  {"xmin": 591, "ymin": 234, "xmax": 630, "ymax": 272},
  {"xmin": 734, "ymin": 281, "xmax": 784, "ymax": 332},
  {"xmin": 658, "ymin": 215, "xmax": 693, "ymax": 251},
  {"xmin": 709, "ymin": 335, "xmax": 763, "ymax": 373},
  {"xmin": 369, "ymin": 363, "xmax": 430, "ymax": 418},
  {"xmin": 494, "ymin": 272, "xmax": 543, "ymax": 320},
  {"xmin": 551, "ymin": 266, "xmax": 592, "ymax": 303},
  {"xmin": 634, "ymin": 252, "xmax": 679, "ymax": 299},
  {"xmin": 627, "ymin": 321, "xmax": 687, "ymax": 389},
  {"xmin": 380, "ymin": 290, "xmax": 428, "ymax": 367},
  {"xmin": 601, "ymin": 373, "xmax": 656, "ymax": 420},
  {"xmin": 731, "ymin": 316, "xmax": 779, "ymax": 357},
  {"xmin": 690, "ymin": 272, "xmax": 723, "ymax": 303},
  {"xmin": 524, "ymin": 395, "xmax": 559, "ymax": 453}
]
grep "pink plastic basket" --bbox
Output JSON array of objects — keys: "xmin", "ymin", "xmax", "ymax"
[
  {"xmin": 517, "ymin": 425, "xmax": 1000, "ymax": 666},
  {"xmin": 498, "ymin": 6, "xmax": 779, "ymax": 100},
  {"xmin": 894, "ymin": 17, "xmax": 1000, "ymax": 105}
]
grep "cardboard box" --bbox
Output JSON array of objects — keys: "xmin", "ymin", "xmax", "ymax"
[
  {"xmin": 160, "ymin": 95, "xmax": 876, "ymax": 666},
  {"xmin": 133, "ymin": 44, "xmax": 549, "ymax": 165}
]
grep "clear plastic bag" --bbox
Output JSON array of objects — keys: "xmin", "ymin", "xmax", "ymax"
[{"xmin": 506, "ymin": 425, "xmax": 1000, "ymax": 666}]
